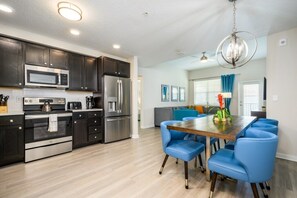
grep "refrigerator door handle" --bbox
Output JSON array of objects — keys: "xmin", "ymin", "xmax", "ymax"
[
  {"xmin": 120, "ymin": 80, "xmax": 123, "ymax": 113},
  {"xmin": 117, "ymin": 80, "xmax": 120, "ymax": 113}
]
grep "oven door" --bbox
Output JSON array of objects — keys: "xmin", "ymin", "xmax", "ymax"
[{"xmin": 25, "ymin": 113, "xmax": 72, "ymax": 143}]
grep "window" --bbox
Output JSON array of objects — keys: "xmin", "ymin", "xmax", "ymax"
[{"xmin": 194, "ymin": 78, "xmax": 221, "ymax": 105}]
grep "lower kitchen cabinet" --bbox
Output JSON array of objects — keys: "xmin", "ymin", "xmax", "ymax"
[
  {"xmin": 72, "ymin": 111, "xmax": 103, "ymax": 148},
  {"xmin": 0, "ymin": 115, "xmax": 24, "ymax": 166}
]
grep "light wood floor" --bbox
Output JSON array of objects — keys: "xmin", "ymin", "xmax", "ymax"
[{"xmin": 0, "ymin": 127, "xmax": 296, "ymax": 198}]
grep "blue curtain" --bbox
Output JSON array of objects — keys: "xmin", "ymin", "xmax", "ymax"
[{"xmin": 221, "ymin": 74, "xmax": 235, "ymax": 110}]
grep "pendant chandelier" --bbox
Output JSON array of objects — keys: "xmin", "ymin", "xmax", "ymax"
[{"xmin": 216, "ymin": 0, "xmax": 257, "ymax": 69}]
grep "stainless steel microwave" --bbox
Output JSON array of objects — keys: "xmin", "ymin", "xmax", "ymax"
[{"xmin": 25, "ymin": 64, "xmax": 69, "ymax": 88}]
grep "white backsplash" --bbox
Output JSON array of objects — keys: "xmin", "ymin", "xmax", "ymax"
[{"xmin": 0, "ymin": 87, "xmax": 93, "ymax": 112}]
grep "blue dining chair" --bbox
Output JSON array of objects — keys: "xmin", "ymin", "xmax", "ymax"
[
  {"xmin": 208, "ymin": 128, "xmax": 278, "ymax": 198},
  {"xmin": 255, "ymin": 118, "xmax": 279, "ymax": 126},
  {"xmin": 159, "ymin": 120, "xmax": 205, "ymax": 189},
  {"xmin": 182, "ymin": 116, "xmax": 220, "ymax": 152},
  {"xmin": 251, "ymin": 123, "xmax": 278, "ymax": 135}
]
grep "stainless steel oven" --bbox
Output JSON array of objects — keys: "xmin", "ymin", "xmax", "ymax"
[
  {"xmin": 24, "ymin": 113, "xmax": 72, "ymax": 162},
  {"xmin": 25, "ymin": 64, "xmax": 69, "ymax": 88},
  {"xmin": 24, "ymin": 97, "xmax": 72, "ymax": 162}
]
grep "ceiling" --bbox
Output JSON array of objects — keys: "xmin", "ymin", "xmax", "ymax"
[{"xmin": 1, "ymin": 0, "xmax": 297, "ymax": 70}]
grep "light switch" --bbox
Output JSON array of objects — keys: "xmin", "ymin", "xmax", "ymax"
[{"xmin": 272, "ymin": 95, "xmax": 278, "ymax": 101}]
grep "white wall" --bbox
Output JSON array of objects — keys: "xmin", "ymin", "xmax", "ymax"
[
  {"xmin": 267, "ymin": 27, "xmax": 297, "ymax": 162},
  {"xmin": 188, "ymin": 58, "xmax": 266, "ymax": 115},
  {"xmin": 138, "ymin": 67, "xmax": 188, "ymax": 128}
]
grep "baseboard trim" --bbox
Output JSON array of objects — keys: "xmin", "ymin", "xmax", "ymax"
[
  {"xmin": 276, "ymin": 152, "xmax": 297, "ymax": 162},
  {"xmin": 131, "ymin": 134, "xmax": 139, "ymax": 139},
  {"xmin": 140, "ymin": 125, "xmax": 155, "ymax": 129}
]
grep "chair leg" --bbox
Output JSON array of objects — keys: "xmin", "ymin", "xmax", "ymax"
[
  {"xmin": 194, "ymin": 157, "xmax": 197, "ymax": 168},
  {"xmin": 184, "ymin": 161, "xmax": 189, "ymax": 189},
  {"xmin": 217, "ymin": 139, "xmax": 221, "ymax": 149},
  {"xmin": 213, "ymin": 143, "xmax": 217, "ymax": 152},
  {"xmin": 265, "ymin": 181, "xmax": 271, "ymax": 190},
  {"xmin": 198, "ymin": 154, "xmax": 205, "ymax": 173},
  {"xmin": 259, "ymin": 183, "xmax": 268, "ymax": 198},
  {"xmin": 176, "ymin": 158, "xmax": 178, "ymax": 164},
  {"xmin": 209, "ymin": 172, "xmax": 218, "ymax": 198},
  {"xmin": 251, "ymin": 183, "xmax": 260, "ymax": 198},
  {"xmin": 224, "ymin": 139, "xmax": 227, "ymax": 144},
  {"xmin": 159, "ymin": 154, "xmax": 169, "ymax": 174}
]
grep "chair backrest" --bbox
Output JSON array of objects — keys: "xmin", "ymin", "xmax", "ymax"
[
  {"xmin": 160, "ymin": 120, "xmax": 186, "ymax": 151},
  {"xmin": 182, "ymin": 117, "xmax": 197, "ymax": 121},
  {"xmin": 173, "ymin": 109, "xmax": 198, "ymax": 120},
  {"xmin": 234, "ymin": 128, "xmax": 278, "ymax": 183},
  {"xmin": 257, "ymin": 118, "xmax": 279, "ymax": 126},
  {"xmin": 251, "ymin": 123, "xmax": 278, "ymax": 135}
]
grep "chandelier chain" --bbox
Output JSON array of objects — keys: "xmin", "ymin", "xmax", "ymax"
[{"xmin": 232, "ymin": 0, "xmax": 237, "ymax": 32}]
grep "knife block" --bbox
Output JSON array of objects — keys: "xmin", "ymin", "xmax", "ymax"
[{"xmin": 0, "ymin": 102, "xmax": 8, "ymax": 113}]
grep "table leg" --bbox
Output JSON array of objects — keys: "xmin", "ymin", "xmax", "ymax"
[{"xmin": 205, "ymin": 136, "xmax": 211, "ymax": 181}]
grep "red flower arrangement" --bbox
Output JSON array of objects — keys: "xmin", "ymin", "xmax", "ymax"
[{"xmin": 218, "ymin": 94, "xmax": 224, "ymax": 109}]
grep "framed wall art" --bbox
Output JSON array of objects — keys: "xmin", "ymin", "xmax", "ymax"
[
  {"xmin": 161, "ymin": 84, "xmax": 169, "ymax": 102},
  {"xmin": 171, "ymin": 86, "xmax": 178, "ymax": 102},
  {"xmin": 179, "ymin": 87, "xmax": 185, "ymax": 102}
]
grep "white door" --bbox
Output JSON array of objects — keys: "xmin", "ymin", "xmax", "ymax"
[{"xmin": 239, "ymin": 81, "xmax": 262, "ymax": 116}]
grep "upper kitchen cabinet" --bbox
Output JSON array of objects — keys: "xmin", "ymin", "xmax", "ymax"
[
  {"xmin": 84, "ymin": 57, "xmax": 97, "ymax": 91},
  {"xmin": 100, "ymin": 57, "xmax": 130, "ymax": 78},
  {"xmin": 0, "ymin": 36, "xmax": 23, "ymax": 88},
  {"xmin": 25, "ymin": 43, "xmax": 68, "ymax": 70},
  {"xmin": 68, "ymin": 53, "xmax": 97, "ymax": 92}
]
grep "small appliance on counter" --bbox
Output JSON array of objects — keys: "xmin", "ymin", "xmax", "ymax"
[
  {"xmin": 67, "ymin": 101, "xmax": 82, "ymax": 110},
  {"xmin": 0, "ymin": 94, "xmax": 9, "ymax": 113},
  {"xmin": 86, "ymin": 96, "xmax": 95, "ymax": 109}
]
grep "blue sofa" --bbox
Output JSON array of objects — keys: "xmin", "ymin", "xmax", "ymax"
[{"xmin": 173, "ymin": 109, "xmax": 199, "ymax": 120}]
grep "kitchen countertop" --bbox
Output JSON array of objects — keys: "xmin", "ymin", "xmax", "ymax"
[
  {"xmin": 68, "ymin": 108, "xmax": 103, "ymax": 112},
  {"xmin": 0, "ymin": 111, "xmax": 25, "ymax": 116}
]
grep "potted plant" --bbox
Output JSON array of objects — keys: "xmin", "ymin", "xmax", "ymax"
[{"xmin": 213, "ymin": 94, "xmax": 232, "ymax": 123}]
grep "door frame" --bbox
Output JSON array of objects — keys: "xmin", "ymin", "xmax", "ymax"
[
  {"xmin": 238, "ymin": 80, "xmax": 263, "ymax": 116},
  {"xmin": 138, "ymin": 75, "xmax": 143, "ymax": 128}
]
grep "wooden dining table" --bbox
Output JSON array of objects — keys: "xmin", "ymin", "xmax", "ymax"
[{"xmin": 167, "ymin": 115, "xmax": 256, "ymax": 181}]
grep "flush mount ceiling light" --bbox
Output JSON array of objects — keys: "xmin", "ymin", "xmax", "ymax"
[
  {"xmin": 113, "ymin": 44, "xmax": 121, "ymax": 49},
  {"xmin": 58, "ymin": 2, "xmax": 82, "ymax": 21},
  {"xmin": 216, "ymin": 0, "xmax": 257, "ymax": 69},
  {"xmin": 70, "ymin": 29, "xmax": 80, "ymax": 35},
  {"xmin": 200, "ymin": 52, "xmax": 208, "ymax": 63},
  {"xmin": 0, "ymin": 4, "xmax": 13, "ymax": 13}
]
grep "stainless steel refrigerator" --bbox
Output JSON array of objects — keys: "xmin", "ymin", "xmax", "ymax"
[{"xmin": 104, "ymin": 75, "xmax": 131, "ymax": 143}]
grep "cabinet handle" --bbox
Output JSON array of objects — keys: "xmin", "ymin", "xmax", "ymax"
[
  {"xmin": 94, "ymin": 121, "xmax": 97, "ymax": 123},
  {"xmin": 44, "ymin": 62, "xmax": 47, "ymax": 65},
  {"xmin": 50, "ymin": 63, "xmax": 53, "ymax": 66},
  {"xmin": 19, "ymin": 127, "xmax": 22, "ymax": 130},
  {"xmin": 95, "ymin": 128, "xmax": 97, "ymax": 131},
  {"xmin": 81, "ymin": 87, "xmax": 83, "ymax": 89},
  {"xmin": 94, "ymin": 114, "xmax": 97, "ymax": 116},
  {"xmin": 74, "ymin": 121, "xmax": 77, "ymax": 124},
  {"xmin": 118, "ymin": 72, "xmax": 121, "ymax": 74},
  {"xmin": 94, "ymin": 136, "xmax": 97, "ymax": 139},
  {"xmin": 115, "ymin": 72, "xmax": 117, "ymax": 74},
  {"xmin": 79, "ymin": 114, "xmax": 82, "ymax": 117},
  {"xmin": 19, "ymin": 83, "xmax": 22, "ymax": 85},
  {"xmin": 85, "ymin": 87, "xmax": 88, "ymax": 90},
  {"xmin": 10, "ymin": 119, "xmax": 14, "ymax": 123}
]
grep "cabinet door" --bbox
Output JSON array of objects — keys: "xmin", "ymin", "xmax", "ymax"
[
  {"xmin": 25, "ymin": 43, "xmax": 49, "ymax": 66},
  {"xmin": 73, "ymin": 119, "xmax": 88, "ymax": 148},
  {"xmin": 84, "ymin": 57, "xmax": 97, "ymax": 91},
  {"xmin": 0, "ymin": 125, "xmax": 24, "ymax": 166},
  {"xmin": 0, "ymin": 37, "xmax": 24, "ymax": 88},
  {"xmin": 118, "ymin": 61, "xmax": 130, "ymax": 78},
  {"xmin": 68, "ymin": 53, "xmax": 84, "ymax": 91},
  {"xmin": 102, "ymin": 57, "xmax": 118, "ymax": 76},
  {"xmin": 49, "ymin": 49, "xmax": 68, "ymax": 69}
]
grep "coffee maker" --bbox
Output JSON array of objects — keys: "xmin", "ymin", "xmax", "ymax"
[{"xmin": 86, "ymin": 96, "xmax": 95, "ymax": 109}]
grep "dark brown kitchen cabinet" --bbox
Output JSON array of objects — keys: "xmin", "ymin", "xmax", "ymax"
[
  {"xmin": 0, "ymin": 36, "xmax": 24, "ymax": 88},
  {"xmin": 100, "ymin": 57, "xmax": 130, "ymax": 78},
  {"xmin": 68, "ymin": 54, "xmax": 97, "ymax": 91},
  {"xmin": 0, "ymin": 115, "xmax": 24, "ymax": 166},
  {"xmin": 73, "ymin": 115, "xmax": 88, "ymax": 148},
  {"xmin": 25, "ymin": 43, "xmax": 68, "ymax": 69},
  {"xmin": 72, "ymin": 111, "xmax": 102, "ymax": 149},
  {"xmin": 68, "ymin": 53, "xmax": 84, "ymax": 91},
  {"xmin": 84, "ymin": 57, "xmax": 97, "ymax": 91}
]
